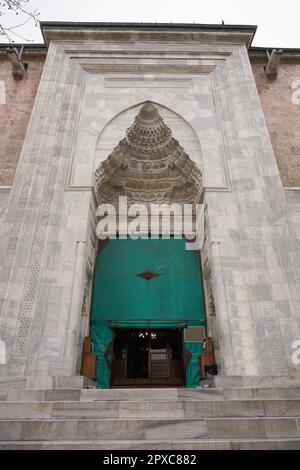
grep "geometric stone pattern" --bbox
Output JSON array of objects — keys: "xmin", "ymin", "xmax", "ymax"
[
  {"xmin": 0, "ymin": 46, "xmax": 86, "ymax": 375},
  {"xmin": 13, "ymin": 56, "xmax": 85, "ymax": 362},
  {"xmin": 14, "ymin": 62, "xmax": 76, "ymax": 360},
  {"xmin": 0, "ymin": 45, "xmax": 75, "ymax": 374}
]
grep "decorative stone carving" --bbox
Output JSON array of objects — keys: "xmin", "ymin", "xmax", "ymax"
[
  {"xmin": 202, "ymin": 260, "xmax": 216, "ymax": 316},
  {"xmin": 95, "ymin": 102, "xmax": 203, "ymax": 207}
]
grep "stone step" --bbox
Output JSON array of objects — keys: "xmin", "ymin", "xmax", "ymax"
[
  {"xmin": 213, "ymin": 375, "xmax": 300, "ymax": 389},
  {"xmin": 0, "ymin": 416, "xmax": 299, "ymax": 441},
  {"xmin": 0, "ymin": 438, "xmax": 300, "ymax": 450},
  {"xmin": 0, "ymin": 376, "xmax": 299, "ymax": 391},
  {"xmin": 0, "ymin": 376, "xmax": 95, "ymax": 390},
  {"xmin": 1, "ymin": 387, "xmax": 300, "ymax": 402},
  {"xmin": 0, "ymin": 399, "xmax": 300, "ymax": 420}
]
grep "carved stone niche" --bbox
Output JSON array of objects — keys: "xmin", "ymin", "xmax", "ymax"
[{"xmin": 94, "ymin": 102, "xmax": 203, "ymax": 207}]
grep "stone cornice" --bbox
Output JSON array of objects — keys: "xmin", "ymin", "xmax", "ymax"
[{"xmin": 40, "ymin": 22, "xmax": 256, "ymax": 49}]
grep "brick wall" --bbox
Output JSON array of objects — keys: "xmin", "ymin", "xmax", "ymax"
[
  {"xmin": 0, "ymin": 51, "xmax": 45, "ymax": 186},
  {"xmin": 251, "ymin": 59, "xmax": 300, "ymax": 187}
]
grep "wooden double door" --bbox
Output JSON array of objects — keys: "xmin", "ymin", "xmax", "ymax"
[{"xmin": 111, "ymin": 328, "xmax": 185, "ymax": 387}]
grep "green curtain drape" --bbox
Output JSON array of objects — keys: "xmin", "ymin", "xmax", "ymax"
[
  {"xmin": 91, "ymin": 321, "xmax": 112, "ymax": 389},
  {"xmin": 90, "ymin": 238, "xmax": 206, "ymax": 388},
  {"xmin": 184, "ymin": 341, "xmax": 204, "ymax": 388}
]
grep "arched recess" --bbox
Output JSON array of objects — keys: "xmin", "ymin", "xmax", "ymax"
[
  {"xmin": 80, "ymin": 101, "xmax": 206, "ymax": 351},
  {"xmin": 80, "ymin": 102, "xmax": 216, "ymax": 388},
  {"xmin": 93, "ymin": 100, "xmax": 204, "ymax": 191},
  {"xmin": 93, "ymin": 101, "xmax": 203, "ymax": 206}
]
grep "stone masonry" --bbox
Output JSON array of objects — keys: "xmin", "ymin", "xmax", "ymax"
[{"xmin": 0, "ymin": 23, "xmax": 300, "ymax": 382}]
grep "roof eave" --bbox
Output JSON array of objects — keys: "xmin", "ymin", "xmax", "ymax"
[{"xmin": 40, "ymin": 21, "xmax": 257, "ymax": 49}]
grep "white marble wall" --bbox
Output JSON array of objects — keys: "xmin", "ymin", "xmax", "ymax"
[
  {"xmin": 0, "ymin": 27, "xmax": 299, "ymax": 377},
  {"xmin": 0, "ymin": 189, "xmax": 9, "ymax": 229}
]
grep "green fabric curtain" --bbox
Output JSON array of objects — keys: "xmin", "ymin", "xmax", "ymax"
[
  {"xmin": 90, "ymin": 238, "xmax": 206, "ymax": 388},
  {"xmin": 91, "ymin": 321, "xmax": 112, "ymax": 389},
  {"xmin": 185, "ymin": 341, "xmax": 204, "ymax": 388}
]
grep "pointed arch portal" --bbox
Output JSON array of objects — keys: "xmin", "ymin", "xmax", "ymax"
[{"xmin": 90, "ymin": 103, "xmax": 206, "ymax": 388}]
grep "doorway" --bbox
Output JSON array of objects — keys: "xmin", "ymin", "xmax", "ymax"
[{"xmin": 111, "ymin": 329, "xmax": 185, "ymax": 387}]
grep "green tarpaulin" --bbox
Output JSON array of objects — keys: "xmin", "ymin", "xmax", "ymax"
[{"xmin": 91, "ymin": 238, "xmax": 206, "ymax": 388}]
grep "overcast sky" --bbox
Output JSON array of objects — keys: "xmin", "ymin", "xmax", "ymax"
[{"xmin": 1, "ymin": 0, "xmax": 300, "ymax": 47}]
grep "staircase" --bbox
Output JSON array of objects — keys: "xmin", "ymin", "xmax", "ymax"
[{"xmin": 0, "ymin": 377, "xmax": 300, "ymax": 449}]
